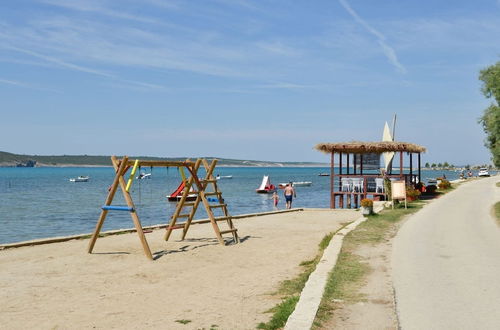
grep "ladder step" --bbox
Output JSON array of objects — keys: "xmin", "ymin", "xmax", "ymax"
[
  {"xmin": 175, "ymin": 213, "xmax": 190, "ymax": 218},
  {"xmin": 219, "ymin": 229, "xmax": 238, "ymax": 235},
  {"xmin": 202, "ymin": 179, "xmax": 217, "ymax": 183},
  {"xmin": 167, "ymin": 224, "xmax": 185, "ymax": 230},
  {"xmin": 209, "ymin": 203, "xmax": 227, "ymax": 208},
  {"xmin": 204, "ymin": 192, "xmax": 221, "ymax": 196},
  {"xmin": 183, "ymin": 202, "xmax": 196, "ymax": 207},
  {"xmin": 213, "ymin": 216, "xmax": 232, "ymax": 222}
]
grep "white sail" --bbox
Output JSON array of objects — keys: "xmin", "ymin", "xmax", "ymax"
[{"xmin": 382, "ymin": 121, "xmax": 394, "ymax": 173}]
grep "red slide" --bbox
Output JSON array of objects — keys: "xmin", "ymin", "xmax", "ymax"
[{"xmin": 169, "ymin": 181, "xmax": 185, "ymax": 198}]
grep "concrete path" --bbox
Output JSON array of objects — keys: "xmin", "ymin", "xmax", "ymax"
[{"xmin": 392, "ymin": 177, "xmax": 500, "ymax": 329}]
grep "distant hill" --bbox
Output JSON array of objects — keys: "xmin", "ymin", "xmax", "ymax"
[{"xmin": 0, "ymin": 151, "xmax": 327, "ymax": 167}]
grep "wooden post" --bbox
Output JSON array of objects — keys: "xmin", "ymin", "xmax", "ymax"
[
  {"xmin": 418, "ymin": 153, "xmax": 422, "ymax": 184},
  {"xmin": 347, "ymin": 153, "xmax": 350, "ymax": 175},
  {"xmin": 360, "ymin": 154, "xmax": 363, "ymax": 175},
  {"xmin": 400, "ymin": 151, "xmax": 404, "ymax": 179},
  {"xmin": 409, "ymin": 153, "xmax": 413, "ymax": 183},
  {"xmin": 330, "ymin": 152, "xmax": 335, "ymax": 208},
  {"xmin": 115, "ymin": 160, "xmax": 153, "ymax": 260},
  {"xmin": 88, "ymin": 156, "xmax": 129, "ymax": 254},
  {"xmin": 339, "ymin": 152, "xmax": 343, "ymax": 208},
  {"xmin": 353, "ymin": 153, "xmax": 357, "ymax": 175}
]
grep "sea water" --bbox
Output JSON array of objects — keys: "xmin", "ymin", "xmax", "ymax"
[{"xmin": 0, "ymin": 167, "xmax": 462, "ymax": 244}]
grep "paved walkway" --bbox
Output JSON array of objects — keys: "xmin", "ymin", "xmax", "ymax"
[{"xmin": 392, "ymin": 177, "xmax": 500, "ymax": 329}]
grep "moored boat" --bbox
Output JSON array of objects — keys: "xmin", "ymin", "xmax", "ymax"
[
  {"xmin": 137, "ymin": 172, "xmax": 151, "ymax": 179},
  {"xmin": 278, "ymin": 181, "xmax": 312, "ymax": 188},
  {"xmin": 216, "ymin": 175, "xmax": 233, "ymax": 180},
  {"xmin": 69, "ymin": 176, "xmax": 89, "ymax": 182}
]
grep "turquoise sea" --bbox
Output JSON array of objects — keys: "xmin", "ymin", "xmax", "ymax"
[{"xmin": 0, "ymin": 166, "xmax": 465, "ymax": 244}]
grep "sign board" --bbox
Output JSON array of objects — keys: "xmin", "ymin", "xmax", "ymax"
[
  {"xmin": 391, "ymin": 180, "xmax": 406, "ymax": 199},
  {"xmin": 354, "ymin": 153, "xmax": 380, "ymax": 170}
]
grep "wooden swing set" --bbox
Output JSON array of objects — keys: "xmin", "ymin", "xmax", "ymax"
[{"xmin": 87, "ymin": 155, "xmax": 239, "ymax": 260}]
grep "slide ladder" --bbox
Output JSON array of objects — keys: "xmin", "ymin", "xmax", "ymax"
[{"xmin": 164, "ymin": 159, "xmax": 239, "ymax": 245}]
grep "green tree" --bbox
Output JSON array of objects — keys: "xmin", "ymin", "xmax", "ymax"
[
  {"xmin": 438, "ymin": 163, "xmax": 442, "ymax": 167},
  {"xmin": 443, "ymin": 161, "xmax": 449, "ymax": 168},
  {"xmin": 479, "ymin": 61, "xmax": 500, "ymax": 166},
  {"xmin": 425, "ymin": 162, "xmax": 430, "ymax": 168},
  {"xmin": 431, "ymin": 163, "xmax": 436, "ymax": 168}
]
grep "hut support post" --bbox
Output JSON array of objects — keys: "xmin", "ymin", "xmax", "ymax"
[
  {"xmin": 400, "ymin": 151, "xmax": 404, "ymax": 179},
  {"xmin": 330, "ymin": 152, "xmax": 334, "ymax": 208},
  {"xmin": 339, "ymin": 152, "xmax": 343, "ymax": 208},
  {"xmin": 410, "ymin": 153, "xmax": 413, "ymax": 183},
  {"xmin": 347, "ymin": 154, "xmax": 350, "ymax": 174},
  {"xmin": 418, "ymin": 153, "xmax": 421, "ymax": 184}
]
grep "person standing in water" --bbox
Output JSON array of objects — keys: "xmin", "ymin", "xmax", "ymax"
[
  {"xmin": 271, "ymin": 191, "xmax": 279, "ymax": 208},
  {"xmin": 283, "ymin": 182, "xmax": 296, "ymax": 209}
]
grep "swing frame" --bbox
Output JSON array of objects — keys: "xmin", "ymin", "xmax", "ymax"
[{"xmin": 87, "ymin": 155, "xmax": 238, "ymax": 260}]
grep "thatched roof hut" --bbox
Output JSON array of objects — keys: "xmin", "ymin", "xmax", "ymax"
[
  {"xmin": 314, "ymin": 140, "xmax": 427, "ymax": 209},
  {"xmin": 314, "ymin": 141, "xmax": 426, "ymax": 155}
]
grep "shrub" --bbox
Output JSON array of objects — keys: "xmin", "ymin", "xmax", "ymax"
[
  {"xmin": 438, "ymin": 179, "xmax": 451, "ymax": 190},
  {"xmin": 360, "ymin": 198, "xmax": 373, "ymax": 207},
  {"xmin": 406, "ymin": 186, "xmax": 421, "ymax": 199},
  {"xmin": 425, "ymin": 185, "xmax": 437, "ymax": 194}
]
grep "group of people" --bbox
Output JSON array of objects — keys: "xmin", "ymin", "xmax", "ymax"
[
  {"xmin": 459, "ymin": 170, "xmax": 473, "ymax": 179},
  {"xmin": 271, "ymin": 182, "xmax": 296, "ymax": 209}
]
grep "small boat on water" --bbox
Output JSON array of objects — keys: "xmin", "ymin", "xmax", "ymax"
[
  {"xmin": 256, "ymin": 175, "xmax": 276, "ymax": 193},
  {"xmin": 166, "ymin": 181, "xmax": 197, "ymax": 201},
  {"xmin": 216, "ymin": 175, "xmax": 233, "ymax": 180},
  {"xmin": 137, "ymin": 172, "xmax": 151, "ymax": 180},
  {"xmin": 69, "ymin": 176, "xmax": 89, "ymax": 182},
  {"xmin": 318, "ymin": 173, "xmax": 330, "ymax": 176},
  {"xmin": 278, "ymin": 181, "xmax": 312, "ymax": 188}
]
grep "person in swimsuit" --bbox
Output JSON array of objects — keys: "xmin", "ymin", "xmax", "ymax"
[
  {"xmin": 271, "ymin": 191, "xmax": 279, "ymax": 208},
  {"xmin": 283, "ymin": 182, "xmax": 296, "ymax": 209}
]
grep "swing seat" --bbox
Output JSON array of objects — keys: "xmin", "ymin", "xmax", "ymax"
[{"xmin": 102, "ymin": 205, "xmax": 134, "ymax": 212}]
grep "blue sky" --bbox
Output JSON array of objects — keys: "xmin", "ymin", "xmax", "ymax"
[{"xmin": 1, "ymin": 0, "xmax": 500, "ymax": 165}]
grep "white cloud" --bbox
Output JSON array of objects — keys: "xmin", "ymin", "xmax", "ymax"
[
  {"xmin": 3, "ymin": 45, "xmax": 114, "ymax": 78},
  {"xmin": 338, "ymin": 0, "xmax": 406, "ymax": 73},
  {"xmin": 0, "ymin": 78, "xmax": 26, "ymax": 86},
  {"xmin": 0, "ymin": 77, "xmax": 59, "ymax": 92}
]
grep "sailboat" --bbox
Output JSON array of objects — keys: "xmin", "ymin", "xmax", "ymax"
[{"xmin": 382, "ymin": 114, "xmax": 396, "ymax": 173}]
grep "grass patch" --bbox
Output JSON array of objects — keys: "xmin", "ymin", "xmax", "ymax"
[
  {"xmin": 312, "ymin": 202, "xmax": 425, "ymax": 328},
  {"xmin": 494, "ymin": 202, "xmax": 500, "ymax": 225},
  {"xmin": 496, "ymin": 182, "xmax": 500, "ymax": 187},
  {"xmin": 175, "ymin": 319, "xmax": 192, "ymax": 325},
  {"xmin": 257, "ymin": 296, "xmax": 300, "ymax": 330},
  {"xmin": 257, "ymin": 225, "xmax": 348, "ymax": 330}
]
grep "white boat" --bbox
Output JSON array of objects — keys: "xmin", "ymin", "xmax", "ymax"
[
  {"xmin": 278, "ymin": 181, "xmax": 312, "ymax": 188},
  {"xmin": 256, "ymin": 175, "xmax": 276, "ymax": 193},
  {"xmin": 318, "ymin": 173, "xmax": 330, "ymax": 176},
  {"xmin": 478, "ymin": 168, "xmax": 490, "ymax": 177},
  {"xmin": 137, "ymin": 172, "xmax": 151, "ymax": 179},
  {"xmin": 216, "ymin": 175, "xmax": 233, "ymax": 180},
  {"xmin": 69, "ymin": 176, "xmax": 89, "ymax": 182}
]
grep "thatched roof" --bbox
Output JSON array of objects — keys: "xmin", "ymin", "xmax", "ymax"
[{"xmin": 315, "ymin": 141, "xmax": 426, "ymax": 154}]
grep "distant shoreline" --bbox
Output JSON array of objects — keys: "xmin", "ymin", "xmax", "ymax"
[{"xmin": 0, "ymin": 163, "xmax": 330, "ymax": 168}]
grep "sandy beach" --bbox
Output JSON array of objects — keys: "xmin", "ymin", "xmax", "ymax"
[{"xmin": 0, "ymin": 209, "xmax": 358, "ymax": 329}]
